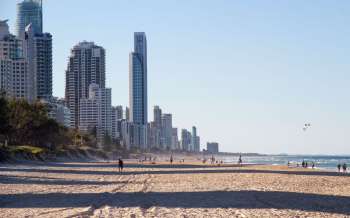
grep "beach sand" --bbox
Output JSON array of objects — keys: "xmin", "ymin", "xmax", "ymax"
[{"xmin": 0, "ymin": 161, "xmax": 349, "ymax": 217}]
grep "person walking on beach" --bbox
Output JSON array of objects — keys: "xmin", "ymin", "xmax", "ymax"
[
  {"xmin": 337, "ymin": 164, "xmax": 341, "ymax": 172},
  {"xmin": 118, "ymin": 158, "xmax": 124, "ymax": 172},
  {"xmin": 170, "ymin": 155, "xmax": 173, "ymax": 165},
  {"xmin": 238, "ymin": 155, "xmax": 242, "ymax": 166},
  {"xmin": 343, "ymin": 163, "xmax": 347, "ymax": 173}
]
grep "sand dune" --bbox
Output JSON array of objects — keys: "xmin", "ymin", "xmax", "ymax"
[{"xmin": 0, "ymin": 162, "xmax": 349, "ymax": 217}]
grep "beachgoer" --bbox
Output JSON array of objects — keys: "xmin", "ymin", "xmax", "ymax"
[
  {"xmin": 343, "ymin": 163, "xmax": 347, "ymax": 173},
  {"xmin": 170, "ymin": 155, "xmax": 173, "ymax": 165},
  {"xmin": 118, "ymin": 159, "xmax": 124, "ymax": 172},
  {"xmin": 305, "ymin": 162, "xmax": 308, "ymax": 168},
  {"xmin": 312, "ymin": 162, "xmax": 315, "ymax": 169},
  {"xmin": 238, "ymin": 155, "xmax": 242, "ymax": 166},
  {"xmin": 302, "ymin": 161, "xmax": 305, "ymax": 168},
  {"xmin": 337, "ymin": 164, "xmax": 341, "ymax": 172}
]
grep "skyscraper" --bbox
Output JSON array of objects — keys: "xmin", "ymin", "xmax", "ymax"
[
  {"xmin": 65, "ymin": 41, "xmax": 106, "ymax": 128},
  {"xmin": 181, "ymin": 129, "xmax": 192, "ymax": 152},
  {"xmin": 17, "ymin": 0, "xmax": 52, "ymax": 101},
  {"xmin": 79, "ymin": 83, "xmax": 112, "ymax": 144},
  {"xmin": 16, "ymin": 0, "xmax": 43, "ymax": 38},
  {"xmin": 192, "ymin": 126, "xmax": 200, "ymax": 152},
  {"xmin": 162, "ymin": 114, "xmax": 173, "ymax": 149},
  {"xmin": 153, "ymin": 105, "xmax": 162, "ymax": 128},
  {"xmin": 129, "ymin": 32, "xmax": 147, "ymax": 125},
  {"xmin": 0, "ymin": 20, "xmax": 29, "ymax": 101}
]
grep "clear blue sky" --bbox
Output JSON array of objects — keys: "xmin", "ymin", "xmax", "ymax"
[{"xmin": 2, "ymin": 0, "xmax": 350, "ymax": 154}]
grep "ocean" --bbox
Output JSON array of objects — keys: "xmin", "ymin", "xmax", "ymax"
[{"xmin": 220, "ymin": 155, "xmax": 350, "ymax": 171}]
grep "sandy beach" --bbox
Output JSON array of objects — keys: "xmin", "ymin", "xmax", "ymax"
[{"xmin": 0, "ymin": 161, "xmax": 349, "ymax": 218}]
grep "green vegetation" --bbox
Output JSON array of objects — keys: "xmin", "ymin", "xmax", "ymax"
[
  {"xmin": 8, "ymin": 145, "xmax": 45, "ymax": 154},
  {"xmin": 0, "ymin": 93, "xmax": 126, "ymax": 162},
  {"xmin": 0, "ymin": 94, "xmax": 74, "ymax": 149}
]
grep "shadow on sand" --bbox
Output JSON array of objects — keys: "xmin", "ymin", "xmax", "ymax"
[
  {"xmin": 0, "ymin": 174, "xmax": 130, "ymax": 186},
  {"xmin": 0, "ymin": 190, "xmax": 349, "ymax": 215}
]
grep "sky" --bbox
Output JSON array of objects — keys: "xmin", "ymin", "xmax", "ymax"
[{"xmin": 1, "ymin": 0, "xmax": 350, "ymax": 155}]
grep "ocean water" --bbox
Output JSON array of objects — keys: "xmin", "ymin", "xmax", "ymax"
[{"xmin": 220, "ymin": 155, "xmax": 350, "ymax": 171}]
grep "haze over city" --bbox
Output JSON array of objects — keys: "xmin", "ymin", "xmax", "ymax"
[{"xmin": 2, "ymin": 0, "xmax": 350, "ymax": 154}]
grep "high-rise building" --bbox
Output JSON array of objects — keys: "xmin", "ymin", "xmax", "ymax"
[
  {"xmin": 129, "ymin": 32, "xmax": 147, "ymax": 125},
  {"xmin": 16, "ymin": 0, "xmax": 43, "ymax": 38},
  {"xmin": 33, "ymin": 32, "xmax": 52, "ymax": 99},
  {"xmin": 0, "ymin": 20, "xmax": 29, "ymax": 101},
  {"xmin": 79, "ymin": 83, "xmax": 112, "ymax": 144},
  {"xmin": 171, "ymin": 128, "xmax": 179, "ymax": 150},
  {"xmin": 111, "ymin": 105, "xmax": 123, "ymax": 139},
  {"xmin": 192, "ymin": 126, "xmax": 200, "ymax": 152},
  {"xmin": 42, "ymin": 98, "xmax": 71, "ymax": 128},
  {"xmin": 162, "ymin": 113, "xmax": 172, "ymax": 149},
  {"xmin": 153, "ymin": 105, "xmax": 162, "ymax": 128},
  {"xmin": 65, "ymin": 41, "xmax": 106, "ymax": 128},
  {"xmin": 17, "ymin": 0, "xmax": 52, "ymax": 101},
  {"xmin": 181, "ymin": 129, "xmax": 192, "ymax": 152}
]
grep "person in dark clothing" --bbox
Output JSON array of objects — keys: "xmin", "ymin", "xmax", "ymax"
[
  {"xmin": 238, "ymin": 155, "xmax": 242, "ymax": 166},
  {"xmin": 343, "ymin": 163, "xmax": 347, "ymax": 173},
  {"xmin": 118, "ymin": 159, "xmax": 124, "ymax": 172},
  {"xmin": 337, "ymin": 164, "xmax": 341, "ymax": 172}
]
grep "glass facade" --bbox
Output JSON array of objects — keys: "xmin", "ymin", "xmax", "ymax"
[
  {"xmin": 16, "ymin": 0, "xmax": 43, "ymax": 37},
  {"xmin": 130, "ymin": 33, "xmax": 148, "ymax": 125}
]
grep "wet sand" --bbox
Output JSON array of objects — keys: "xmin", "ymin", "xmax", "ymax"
[{"xmin": 0, "ymin": 161, "xmax": 349, "ymax": 217}]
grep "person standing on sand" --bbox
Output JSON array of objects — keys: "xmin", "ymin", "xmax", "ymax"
[
  {"xmin": 238, "ymin": 155, "xmax": 242, "ymax": 166},
  {"xmin": 337, "ymin": 164, "xmax": 341, "ymax": 172},
  {"xmin": 343, "ymin": 163, "xmax": 347, "ymax": 173},
  {"xmin": 170, "ymin": 155, "xmax": 173, "ymax": 165},
  {"xmin": 118, "ymin": 159, "xmax": 124, "ymax": 172}
]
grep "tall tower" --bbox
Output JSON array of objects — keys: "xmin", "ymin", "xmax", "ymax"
[
  {"xmin": 129, "ymin": 32, "xmax": 147, "ymax": 125},
  {"xmin": 18, "ymin": 0, "xmax": 52, "ymax": 101},
  {"xmin": 16, "ymin": 0, "xmax": 43, "ymax": 38},
  {"xmin": 153, "ymin": 105, "xmax": 162, "ymax": 128},
  {"xmin": 65, "ymin": 41, "xmax": 106, "ymax": 128}
]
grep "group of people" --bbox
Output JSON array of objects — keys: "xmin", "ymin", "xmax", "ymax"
[
  {"xmin": 337, "ymin": 163, "xmax": 347, "ymax": 173},
  {"xmin": 301, "ymin": 160, "xmax": 315, "ymax": 169}
]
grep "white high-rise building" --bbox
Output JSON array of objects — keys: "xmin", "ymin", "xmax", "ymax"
[
  {"xmin": 162, "ymin": 114, "xmax": 173, "ymax": 149},
  {"xmin": 79, "ymin": 84, "xmax": 112, "ymax": 145},
  {"xmin": 0, "ymin": 20, "xmax": 29, "ymax": 101},
  {"xmin": 65, "ymin": 42, "xmax": 105, "ymax": 128}
]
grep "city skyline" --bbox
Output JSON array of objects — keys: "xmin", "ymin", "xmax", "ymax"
[{"xmin": 2, "ymin": 0, "xmax": 350, "ymax": 154}]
